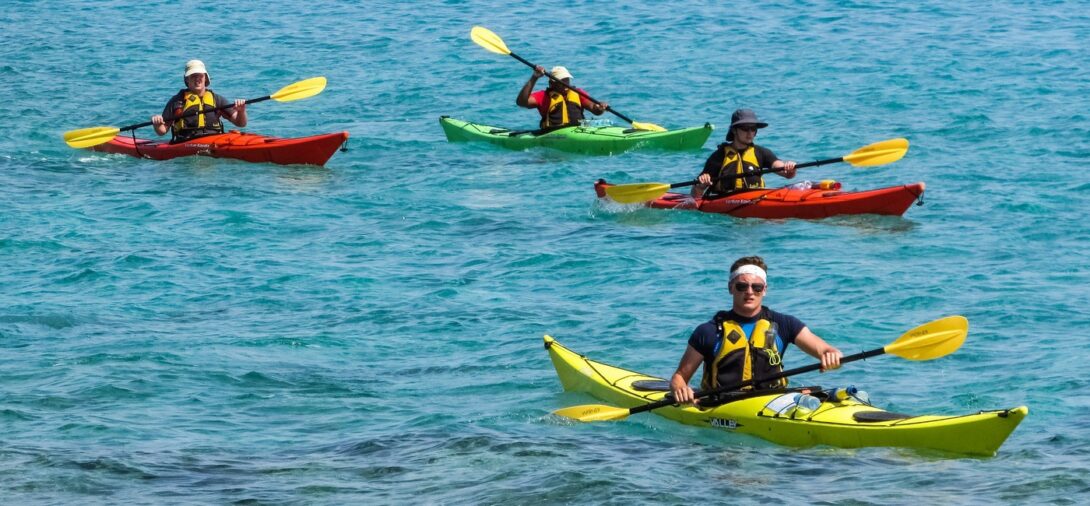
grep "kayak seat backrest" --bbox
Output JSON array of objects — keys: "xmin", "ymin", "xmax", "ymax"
[{"xmin": 853, "ymin": 410, "xmax": 914, "ymax": 423}]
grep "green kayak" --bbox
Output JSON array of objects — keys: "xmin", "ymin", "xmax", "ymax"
[{"xmin": 439, "ymin": 116, "xmax": 713, "ymax": 155}]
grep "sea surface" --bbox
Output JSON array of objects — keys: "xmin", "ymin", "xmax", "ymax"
[{"xmin": 2, "ymin": 1, "xmax": 1089, "ymax": 504}]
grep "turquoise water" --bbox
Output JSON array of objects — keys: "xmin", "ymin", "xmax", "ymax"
[{"xmin": 3, "ymin": 0, "xmax": 1089, "ymax": 503}]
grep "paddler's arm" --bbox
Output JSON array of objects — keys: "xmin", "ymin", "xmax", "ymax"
[
  {"xmin": 151, "ymin": 101, "xmax": 172, "ymax": 136},
  {"xmin": 223, "ymin": 98, "xmax": 247, "ymax": 127},
  {"xmin": 692, "ymin": 148, "xmax": 723, "ymax": 197},
  {"xmin": 579, "ymin": 92, "xmax": 608, "ymax": 116},
  {"xmin": 793, "ymin": 327, "xmax": 842, "ymax": 371},
  {"xmin": 771, "ymin": 159, "xmax": 797, "ymax": 179},
  {"xmin": 516, "ymin": 66, "xmax": 545, "ymax": 108},
  {"xmin": 669, "ymin": 345, "xmax": 704, "ymax": 404},
  {"xmin": 151, "ymin": 114, "xmax": 169, "ymax": 136}
]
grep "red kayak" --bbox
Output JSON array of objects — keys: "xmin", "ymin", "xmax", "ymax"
[
  {"xmin": 89, "ymin": 130, "xmax": 349, "ymax": 166},
  {"xmin": 595, "ymin": 179, "xmax": 925, "ymax": 219}
]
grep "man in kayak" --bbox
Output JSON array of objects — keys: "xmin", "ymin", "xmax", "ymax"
[
  {"xmin": 516, "ymin": 65, "xmax": 609, "ymax": 129},
  {"xmin": 691, "ymin": 109, "xmax": 798, "ymax": 197},
  {"xmin": 150, "ymin": 60, "xmax": 248, "ymax": 143},
  {"xmin": 669, "ymin": 256, "xmax": 842, "ymax": 405}
]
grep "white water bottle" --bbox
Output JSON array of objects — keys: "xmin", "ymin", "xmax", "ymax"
[
  {"xmin": 787, "ymin": 180, "xmax": 812, "ymax": 190},
  {"xmin": 792, "ymin": 394, "xmax": 822, "ymax": 417}
]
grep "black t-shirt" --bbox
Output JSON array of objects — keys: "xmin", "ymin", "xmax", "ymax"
[{"xmin": 688, "ymin": 307, "xmax": 806, "ymax": 374}]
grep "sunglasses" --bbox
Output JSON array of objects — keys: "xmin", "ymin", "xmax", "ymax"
[
  {"xmin": 735, "ymin": 126, "xmax": 758, "ymax": 133},
  {"xmin": 733, "ymin": 282, "xmax": 765, "ymax": 293}
]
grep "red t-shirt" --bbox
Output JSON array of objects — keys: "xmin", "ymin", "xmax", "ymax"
[{"xmin": 530, "ymin": 89, "xmax": 594, "ymax": 117}]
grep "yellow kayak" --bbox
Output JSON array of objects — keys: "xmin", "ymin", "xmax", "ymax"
[{"xmin": 545, "ymin": 335, "xmax": 1027, "ymax": 456}]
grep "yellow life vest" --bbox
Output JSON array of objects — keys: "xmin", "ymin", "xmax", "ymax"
[
  {"xmin": 701, "ymin": 314, "xmax": 787, "ymax": 391},
  {"xmin": 716, "ymin": 145, "xmax": 765, "ymax": 191},
  {"xmin": 541, "ymin": 89, "xmax": 585, "ymax": 128},
  {"xmin": 171, "ymin": 90, "xmax": 224, "ymax": 141}
]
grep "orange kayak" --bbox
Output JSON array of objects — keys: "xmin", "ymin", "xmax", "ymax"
[
  {"xmin": 595, "ymin": 179, "xmax": 925, "ymax": 219},
  {"xmin": 89, "ymin": 131, "xmax": 348, "ymax": 166}
]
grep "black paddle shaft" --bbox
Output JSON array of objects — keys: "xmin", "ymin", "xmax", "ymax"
[
  {"xmin": 507, "ymin": 52, "xmax": 632, "ymax": 124},
  {"xmin": 666, "ymin": 155, "xmax": 848, "ymax": 190},
  {"xmin": 117, "ymin": 95, "xmax": 271, "ymax": 133},
  {"xmin": 628, "ymin": 346, "xmax": 886, "ymax": 416}
]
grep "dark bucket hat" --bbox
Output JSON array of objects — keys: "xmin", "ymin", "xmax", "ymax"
[{"xmin": 726, "ymin": 109, "xmax": 768, "ymax": 141}]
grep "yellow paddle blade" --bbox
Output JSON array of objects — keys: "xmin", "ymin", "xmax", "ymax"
[
  {"xmin": 630, "ymin": 121, "xmax": 667, "ymax": 132},
  {"xmin": 603, "ymin": 182, "xmax": 672, "ymax": 204},
  {"xmin": 270, "ymin": 76, "xmax": 327, "ymax": 102},
  {"xmin": 470, "ymin": 26, "xmax": 511, "ymax": 55},
  {"xmin": 884, "ymin": 315, "xmax": 968, "ymax": 360},
  {"xmin": 843, "ymin": 137, "xmax": 910, "ymax": 167},
  {"xmin": 63, "ymin": 126, "xmax": 121, "ymax": 149},
  {"xmin": 553, "ymin": 404, "xmax": 631, "ymax": 422}
]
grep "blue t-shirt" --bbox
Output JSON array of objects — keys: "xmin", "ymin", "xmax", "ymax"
[{"xmin": 688, "ymin": 307, "xmax": 806, "ymax": 374}]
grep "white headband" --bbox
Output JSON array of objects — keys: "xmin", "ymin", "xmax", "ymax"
[{"xmin": 730, "ymin": 264, "xmax": 767, "ymax": 282}]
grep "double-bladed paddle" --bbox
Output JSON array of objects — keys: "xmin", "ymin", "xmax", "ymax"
[
  {"xmin": 470, "ymin": 26, "xmax": 667, "ymax": 132},
  {"xmin": 602, "ymin": 137, "xmax": 910, "ymax": 204},
  {"xmin": 63, "ymin": 76, "xmax": 328, "ymax": 149},
  {"xmin": 553, "ymin": 315, "xmax": 967, "ymax": 423}
]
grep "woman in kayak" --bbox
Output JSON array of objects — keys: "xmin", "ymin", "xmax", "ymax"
[
  {"xmin": 691, "ymin": 109, "xmax": 798, "ymax": 197},
  {"xmin": 669, "ymin": 256, "xmax": 842, "ymax": 405},
  {"xmin": 515, "ymin": 65, "xmax": 608, "ymax": 129},
  {"xmin": 150, "ymin": 60, "xmax": 248, "ymax": 143}
]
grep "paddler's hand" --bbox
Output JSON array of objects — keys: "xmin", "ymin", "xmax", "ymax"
[
  {"xmin": 778, "ymin": 160, "xmax": 798, "ymax": 179},
  {"xmin": 150, "ymin": 114, "xmax": 171, "ymax": 136},
  {"xmin": 228, "ymin": 98, "xmax": 248, "ymax": 127},
  {"xmin": 591, "ymin": 101, "xmax": 609, "ymax": 114},
  {"xmin": 532, "ymin": 65, "xmax": 545, "ymax": 78},
  {"xmin": 670, "ymin": 376, "xmax": 698, "ymax": 405},
  {"xmin": 819, "ymin": 347, "xmax": 843, "ymax": 372},
  {"xmin": 697, "ymin": 173, "xmax": 713, "ymax": 185}
]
